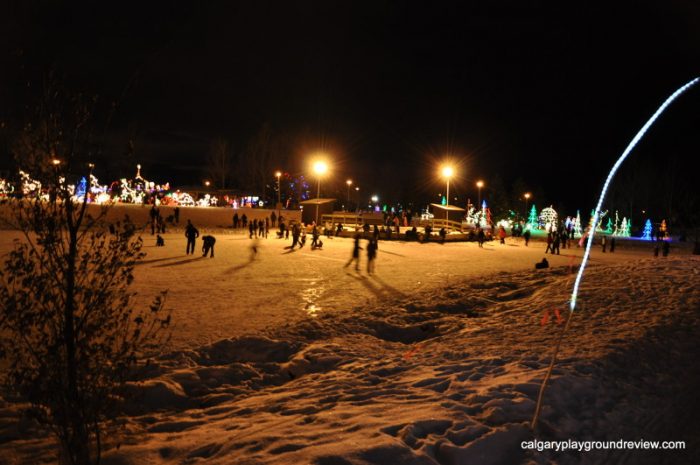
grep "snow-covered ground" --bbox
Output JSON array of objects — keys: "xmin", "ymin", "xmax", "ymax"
[{"xmin": 1, "ymin": 227, "xmax": 698, "ymax": 464}]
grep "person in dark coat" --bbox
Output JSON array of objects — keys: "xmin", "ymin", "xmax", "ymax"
[
  {"xmin": 477, "ymin": 227, "xmax": 485, "ymax": 248},
  {"xmin": 249, "ymin": 221, "xmax": 255, "ymax": 239},
  {"xmin": 233, "ymin": 212, "xmax": 239, "ymax": 229},
  {"xmin": 149, "ymin": 205, "xmax": 159, "ymax": 235},
  {"xmin": 601, "ymin": 235, "xmax": 607, "ymax": 253},
  {"xmin": 523, "ymin": 229, "xmax": 531, "ymax": 247},
  {"xmin": 367, "ymin": 238, "xmax": 377, "ymax": 274},
  {"xmin": 202, "ymin": 235, "xmax": 216, "ymax": 257},
  {"xmin": 662, "ymin": 240, "xmax": 670, "ymax": 257},
  {"xmin": 184, "ymin": 220, "xmax": 199, "ymax": 255},
  {"xmin": 439, "ymin": 227, "xmax": 447, "ymax": 244},
  {"xmin": 270, "ymin": 211, "xmax": 277, "ymax": 228},
  {"xmin": 552, "ymin": 231, "xmax": 561, "ymax": 255},
  {"xmin": 173, "ymin": 206, "xmax": 180, "ymax": 224},
  {"xmin": 423, "ymin": 225, "xmax": 432, "ymax": 243},
  {"xmin": 344, "ymin": 233, "xmax": 363, "ymax": 271},
  {"xmin": 610, "ymin": 237, "xmax": 616, "ymax": 253}
]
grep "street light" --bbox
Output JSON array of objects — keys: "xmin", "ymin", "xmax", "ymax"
[
  {"xmin": 313, "ymin": 160, "xmax": 328, "ymax": 225},
  {"xmin": 476, "ymin": 180, "xmax": 484, "ymax": 208},
  {"xmin": 346, "ymin": 179, "xmax": 353, "ymax": 211},
  {"xmin": 441, "ymin": 166, "xmax": 454, "ymax": 207},
  {"xmin": 355, "ymin": 186, "xmax": 360, "ymax": 213},
  {"xmin": 524, "ymin": 193, "xmax": 531, "ymax": 220},
  {"xmin": 204, "ymin": 180, "xmax": 211, "ymax": 187},
  {"xmin": 275, "ymin": 171, "xmax": 282, "ymax": 218}
]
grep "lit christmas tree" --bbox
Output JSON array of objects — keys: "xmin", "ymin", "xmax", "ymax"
[
  {"xmin": 527, "ymin": 205, "xmax": 538, "ymax": 229},
  {"xmin": 625, "ymin": 218, "xmax": 631, "ymax": 237},
  {"xmin": 540, "ymin": 207, "xmax": 558, "ymax": 232},
  {"xmin": 612, "ymin": 211, "xmax": 620, "ymax": 236},
  {"xmin": 574, "ymin": 210, "xmax": 582, "ymax": 237},
  {"xmin": 616, "ymin": 217, "xmax": 629, "ymax": 237},
  {"xmin": 641, "ymin": 219, "xmax": 653, "ymax": 240},
  {"xmin": 605, "ymin": 217, "xmax": 613, "ymax": 234}
]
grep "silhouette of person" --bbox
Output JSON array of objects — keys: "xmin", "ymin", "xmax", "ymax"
[
  {"xmin": 174, "ymin": 206, "xmax": 180, "ymax": 224},
  {"xmin": 202, "ymin": 235, "xmax": 216, "ymax": 257},
  {"xmin": 344, "ymin": 233, "xmax": 363, "ymax": 271},
  {"xmin": 367, "ymin": 238, "xmax": 377, "ymax": 274},
  {"xmin": 185, "ymin": 220, "xmax": 199, "ymax": 255}
]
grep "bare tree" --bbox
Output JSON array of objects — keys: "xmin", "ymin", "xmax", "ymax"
[
  {"xmin": 0, "ymin": 80, "xmax": 170, "ymax": 465},
  {"xmin": 206, "ymin": 138, "xmax": 233, "ymax": 189}
]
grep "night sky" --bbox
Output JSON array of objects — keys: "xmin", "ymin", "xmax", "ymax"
[{"xmin": 1, "ymin": 1, "xmax": 699, "ymax": 215}]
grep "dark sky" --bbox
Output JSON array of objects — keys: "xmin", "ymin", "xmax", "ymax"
[{"xmin": 1, "ymin": 0, "xmax": 699, "ymax": 213}]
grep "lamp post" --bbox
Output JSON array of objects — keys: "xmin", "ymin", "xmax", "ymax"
[
  {"xmin": 275, "ymin": 171, "xmax": 282, "ymax": 218},
  {"xmin": 524, "ymin": 192, "xmax": 531, "ymax": 220},
  {"xmin": 476, "ymin": 180, "xmax": 484, "ymax": 208},
  {"xmin": 346, "ymin": 179, "xmax": 352, "ymax": 211},
  {"xmin": 441, "ymin": 166, "xmax": 454, "ymax": 207},
  {"xmin": 313, "ymin": 161, "xmax": 328, "ymax": 225},
  {"xmin": 355, "ymin": 186, "xmax": 360, "ymax": 213}
]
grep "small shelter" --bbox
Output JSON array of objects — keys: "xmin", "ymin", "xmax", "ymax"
[
  {"xmin": 430, "ymin": 203, "xmax": 466, "ymax": 223},
  {"xmin": 300, "ymin": 198, "xmax": 336, "ymax": 225}
]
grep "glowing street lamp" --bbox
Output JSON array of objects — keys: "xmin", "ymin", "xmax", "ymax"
[
  {"xmin": 476, "ymin": 180, "xmax": 484, "ymax": 208},
  {"xmin": 51, "ymin": 159, "xmax": 61, "ymax": 166},
  {"xmin": 441, "ymin": 165, "xmax": 454, "ymax": 207},
  {"xmin": 524, "ymin": 192, "xmax": 531, "ymax": 217},
  {"xmin": 346, "ymin": 179, "xmax": 353, "ymax": 211},
  {"xmin": 204, "ymin": 180, "xmax": 211, "ymax": 187},
  {"xmin": 275, "ymin": 171, "xmax": 282, "ymax": 218},
  {"xmin": 313, "ymin": 160, "xmax": 328, "ymax": 224}
]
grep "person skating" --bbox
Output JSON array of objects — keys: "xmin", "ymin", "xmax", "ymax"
[
  {"xmin": 523, "ymin": 228, "xmax": 531, "ymax": 247},
  {"xmin": 202, "ymin": 235, "xmax": 216, "ymax": 258},
  {"xmin": 601, "ymin": 235, "xmax": 607, "ymax": 253},
  {"xmin": 552, "ymin": 231, "xmax": 561, "ymax": 255},
  {"xmin": 545, "ymin": 232, "xmax": 553, "ymax": 254},
  {"xmin": 185, "ymin": 220, "xmax": 199, "ymax": 255},
  {"xmin": 439, "ymin": 227, "xmax": 447, "ymax": 244},
  {"xmin": 149, "ymin": 204, "xmax": 159, "ymax": 235},
  {"xmin": 233, "ymin": 212, "xmax": 239, "ymax": 229},
  {"xmin": 610, "ymin": 237, "xmax": 616, "ymax": 253},
  {"xmin": 477, "ymin": 227, "xmax": 485, "ymax": 248},
  {"xmin": 270, "ymin": 211, "xmax": 277, "ymax": 228},
  {"xmin": 249, "ymin": 220, "xmax": 255, "ymax": 239},
  {"xmin": 174, "ymin": 206, "xmax": 180, "ymax": 224},
  {"xmin": 367, "ymin": 237, "xmax": 377, "ymax": 274},
  {"xmin": 344, "ymin": 233, "xmax": 363, "ymax": 271},
  {"xmin": 311, "ymin": 224, "xmax": 320, "ymax": 248},
  {"xmin": 498, "ymin": 226, "xmax": 506, "ymax": 245}
]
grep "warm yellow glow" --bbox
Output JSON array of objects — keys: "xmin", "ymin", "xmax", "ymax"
[
  {"xmin": 88, "ymin": 163, "xmax": 95, "ymax": 169},
  {"xmin": 204, "ymin": 180, "xmax": 211, "ymax": 187},
  {"xmin": 524, "ymin": 193, "xmax": 531, "ymax": 199},
  {"xmin": 441, "ymin": 166, "xmax": 454, "ymax": 179},
  {"xmin": 275, "ymin": 171, "xmax": 282, "ymax": 178},
  {"xmin": 476, "ymin": 180, "xmax": 484, "ymax": 188},
  {"xmin": 51, "ymin": 159, "xmax": 61, "ymax": 166},
  {"xmin": 313, "ymin": 161, "xmax": 328, "ymax": 176},
  {"xmin": 355, "ymin": 186, "xmax": 359, "ymax": 191},
  {"xmin": 371, "ymin": 195, "xmax": 378, "ymax": 202},
  {"xmin": 346, "ymin": 179, "xmax": 352, "ymax": 186}
]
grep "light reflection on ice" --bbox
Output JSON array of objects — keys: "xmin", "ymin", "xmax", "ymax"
[{"xmin": 301, "ymin": 282, "xmax": 323, "ymax": 317}]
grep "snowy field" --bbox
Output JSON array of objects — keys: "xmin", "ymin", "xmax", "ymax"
[{"xmin": 1, "ymin": 225, "xmax": 699, "ymax": 464}]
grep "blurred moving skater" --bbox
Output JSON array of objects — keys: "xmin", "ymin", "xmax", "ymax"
[{"xmin": 344, "ymin": 233, "xmax": 363, "ymax": 271}]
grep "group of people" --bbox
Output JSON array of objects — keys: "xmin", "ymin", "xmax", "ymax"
[
  {"xmin": 184, "ymin": 220, "xmax": 216, "ymax": 257},
  {"xmin": 344, "ymin": 233, "xmax": 378, "ymax": 274}
]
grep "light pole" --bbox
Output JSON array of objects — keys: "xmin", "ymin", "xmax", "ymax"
[
  {"xmin": 275, "ymin": 171, "xmax": 282, "ymax": 218},
  {"xmin": 524, "ymin": 192, "xmax": 531, "ymax": 221},
  {"xmin": 313, "ymin": 161, "xmax": 328, "ymax": 225},
  {"xmin": 441, "ymin": 166, "xmax": 454, "ymax": 207},
  {"xmin": 346, "ymin": 179, "xmax": 352, "ymax": 211},
  {"xmin": 355, "ymin": 186, "xmax": 360, "ymax": 213},
  {"xmin": 476, "ymin": 180, "xmax": 484, "ymax": 208}
]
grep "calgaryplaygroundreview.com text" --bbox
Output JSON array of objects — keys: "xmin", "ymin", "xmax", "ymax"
[{"xmin": 521, "ymin": 439, "xmax": 687, "ymax": 453}]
